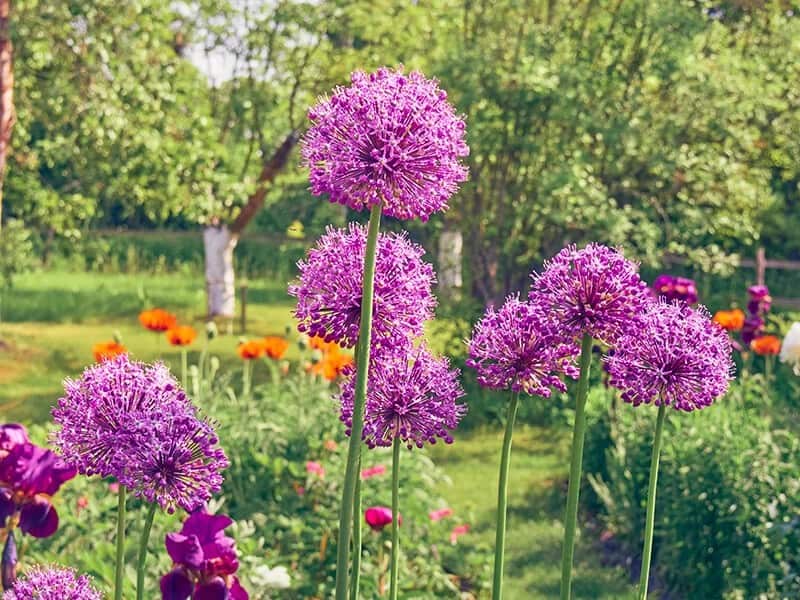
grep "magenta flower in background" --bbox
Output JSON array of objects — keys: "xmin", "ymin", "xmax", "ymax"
[
  {"xmin": 306, "ymin": 461, "xmax": 325, "ymax": 478},
  {"xmin": 450, "ymin": 524, "xmax": 469, "ymax": 544},
  {"xmin": 742, "ymin": 284, "xmax": 772, "ymax": 345},
  {"xmin": 467, "ymin": 294, "xmax": 578, "ymax": 396},
  {"xmin": 339, "ymin": 345, "xmax": 466, "ymax": 449},
  {"xmin": 428, "ymin": 507, "xmax": 454, "ymax": 522},
  {"xmin": 360, "ymin": 465, "xmax": 386, "ymax": 480},
  {"xmin": 52, "ymin": 354, "xmax": 190, "ymax": 478},
  {"xmin": 302, "ymin": 67, "xmax": 469, "ymax": 221},
  {"xmin": 530, "ymin": 243, "xmax": 651, "ymax": 347},
  {"xmin": 2, "ymin": 565, "xmax": 102, "ymax": 600},
  {"xmin": 160, "ymin": 511, "xmax": 248, "ymax": 600},
  {"xmin": 115, "ymin": 408, "xmax": 228, "ymax": 514},
  {"xmin": 290, "ymin": 224, "xmax": 436, "ymax": 349},
  {"xmin": 605, "ymin": 301, "xmax": 734, "ymax": 411},
  {"xmin": 0, "ymin": 425, "xmax": 28, "ymax": 458},
  {"xmin": 652, "ymin": 274, "xmax": 698, "ymax": 304},
  {"xmin": 0, "ymin": 443, "xmax": 76, "ymax": 538},
  {"xmin": 365, "ymin": 506, "xmax": 400, "ymax": 532}
]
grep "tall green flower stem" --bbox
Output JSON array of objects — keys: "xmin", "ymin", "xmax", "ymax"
[
  {"xmin": 180, "ymin": 348, "xmax": 188, "ymax": 390},
  {"xmin": 638, "ymin": 404, "xmax": 667, "ymax": 600},
  {"xmin": 242, "ymin": 360, "xmax": 252, "ymax": 398},
  {"xmin": 559, "ymin": 333, "xmax": 594, "ymax": 600},
  {"xmin": 335, "ymin": 203, "xmax": 383, "ymax": 600},
  {"xmin": 136, "ymin": 503, "xmax": 158, "ymax": 600},
  {"xmin": 492, "ymin": 390, "xmax": 520, "ymax": 600},
  {"xmin": 389, "ymin": 437, "xmax": 402, "ymax": 600},
  {"xmin": 349, "ymin": 472, "xmax": 362, "ymax": 600},
  {"xmin": 114, "ymin": 485, "xmax": 127, "ymax": 600}
]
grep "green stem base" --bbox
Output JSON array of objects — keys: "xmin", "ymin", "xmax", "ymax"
[
  {"xmin": 492, "ymin": 391, "xmax": 520, "ymax": 600},
  {"xmin": 638, "ymin": 404, "xmax": 667, "ymax": 600},
  {"xmin": 389, "ymin": 437, "xmax": 401, "ymax": 600}
]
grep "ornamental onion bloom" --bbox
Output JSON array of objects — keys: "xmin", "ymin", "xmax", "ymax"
[
  {"xmin": 530, "ymin": 243, "xmax": 651, "ymax": 347},
  {"xmin": 166, "ymin": 326, "xmax": 197, "ymax": 347},
  {"xmin": 652, "ymin": 274, "xmax": 698, "ymax": 304},
  {"xmin": 92, "ymin": 341, "xmax": 127, "ymax": 362},
  {"xmin": 339, "ymin": 346, "xmax": 466, "ymax": 449},
  {"xmin": 290, "ymin": 224, "xmax": 436, "ymax": 349},
  {"xmin": 712, "ymin": 309, "xmax": 745, "ymax": 331},
  {"xmin": 3, "ymin": 566, "xmax": 102, "ymax": 600},
  {"xmin": 139, "ymin": 308, "xmax": 177, "ymax": 333},
  {"xmin": 365, "ymin": 506, "xmax": 399, "ymax": 532},
  {"xmin": 780, "ymin": 323, "xmax": 800, "ymax": 375},
  {"xmin": 302, "ymin": 67, "xmax": 469, "ymax": 222},
  {"xmin": 466, "ymin": 294, "xmax": 578, "ymax": 396},
  {"xmin": 0, "ymin": 443, "xmax": 76, "ymax": 538},
  {"xmin": 115, "ymin": 408, "xmax": 228, "ymax": 513},
  {"xmin": 605, "ymin": 301, "xmax": 734, "ymax": 411},
  {"xmin": 52, "ymin": 354, "xmax": 190, "ymax": 478},
  {"xmin": 160, "ymin": 511, "xmax": 248, "ymax": 600},
  {"xmin": 751, "ymin": 335, "xmax": 781, "ymax": 356}
]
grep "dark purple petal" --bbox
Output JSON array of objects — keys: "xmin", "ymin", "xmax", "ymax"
[
  {"xmin": 160, "ymin": 568, "xmax": 194, "ymax": 600},
  {"xmin": 180, "ymin": 511, "xmax": 233, "ymax": 544},
  {"xmin": 194, "ymin": 577, "xmax": 228, "ymax": 600},
  {"xmin": 165, "ymin": 533, "xmax": 204, "ymax": 570},
  {"xmin": 0, "ymin": 489, "xmax": 14, "ymax": 524},
  {"xmin": 19, "ymin": 496, "xmax": 59, "ymax": 538},
  {"xmin": 0, "ymin": 443, "xmax": 76, "ymax": 497},
  {"xmin": 229, "ymin": 577, "xmax": 249, "ymax": 600},
  {"xmin": 0, "ymin": 424, "xmax": 29, "ymax": 455}
]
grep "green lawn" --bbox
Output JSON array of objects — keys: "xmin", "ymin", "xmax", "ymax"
[{"xmin": 0, "ymin": 269, "xmax": 634, "ymax": 598}]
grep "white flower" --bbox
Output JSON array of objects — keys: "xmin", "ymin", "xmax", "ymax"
[
  {"xmin": 251, "ymin": 565, "xmax": 292, "ymax": 590},
  {"xmin": 779, "ymin": 322, "xmax": 800, "ymax": 376}
]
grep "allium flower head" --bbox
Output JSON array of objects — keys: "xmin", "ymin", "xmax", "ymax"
[
  {"xmin": 290, "ymin": 224, "xmax": 436, "ymax": 349},
  {"xmin": 652, "ymin": 274, "xmax": 698, "ymax": 304},
  {"xmin": 466, "ymin": 294, "xmax": 578, "ymax": 396},
  {"xmin": 302, "ymin": 67, "xmax": 469, "ymax": 221},
  {"xmin": 52, "ymin": 354, "xmax": 189, "ymax": 478},
  {"xmin": 339, "ymin": 345, "xmax": 466, "ymax": 449},
  {"xmin": 116, "ymin": 407, "xmax": 228, "ymax": 513},
  {"xmin": 3, "ymin": 565, "xmax": 102, "ymax": 600},
  {"xmin": 605, "ymin": 301, "xmax": 734, "ymax": 411},
  {"xmin": 530, "ymin": 243, "xmax": 651, "ymax": 346}
]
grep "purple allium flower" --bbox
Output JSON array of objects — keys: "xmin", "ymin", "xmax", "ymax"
[
  {"xmin": 301, "ymin": 67, "xmax": 469, "ymax": 221},
  {"xmin": 605, "ymin": 301, "xmax": 734, "ymax": 411},
  {"xmin": 289, "ymin": 223, "xmax": 436, "ymax": 349},
  {"xmin": 3, "ymin": 565, "xmax": 102, "ymax": 600},
  {"xmin": 529, "ymin": 243, "xmax": 652, "ymax": 347},
  {"xmin": 160, "ymin": 511, "xmax": 248, "ymax": 600},
  {"xmin": 339, "ymin": 345, "xmax": 466, "ymax": 449},
  {"xmin": 652, "ymin": 274, "xmax": 698, "ymax": 304},
  {"xmin": 466, "ymin": 294, "xmax": 578, "ymax": 396},
  {"xmin": 52, "ymin": 354, "xmax": 190, "ymax": 478},
  {"xmin": 0, "ymin": 443, "xmax": 76, "ymax": 538},
  {"xmin": 116, "ymin": 408, "xmax": 228, "ymax": 513}
]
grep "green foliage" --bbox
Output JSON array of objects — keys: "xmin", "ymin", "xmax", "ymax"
[{"xmin": 0, "ymin": 220, "xmax": 36, "ymax": 289}]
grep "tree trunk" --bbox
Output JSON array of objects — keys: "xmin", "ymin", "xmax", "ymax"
[
  {"xmin": 437, "ymin": 227, "xmax": 463, "ymax": 300},
  {"xmin": 203, "ymin": 224, "xmax": 237, "ymax": 318},
  {"xmin": 0, "ymin": 0, "xmax": 15, "ymax": 233}
]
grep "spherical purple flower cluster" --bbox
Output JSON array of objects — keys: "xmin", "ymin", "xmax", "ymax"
[
  {"xmin": 466, "ymin": 295, "xmax": 578, "ymax": 397},
  {"xmin": 529, "ymin": 243, "xmax": 651, "ymax": 346},
  {"xmin": 52, "ymin": 355, "xmax": 227, "ymax": 512},
  {"xmin": 605, "ymin": 301, "xmax": 734, "ymax": 411},
  {"xmin": 652, "ymin": 274, "xmax": 698, "ymax": 304},
  {"xmin": 302, "ymin": 67, "xmax": 469, "ymax": 221},
  {"xmin": 289, "ymin": 223, "xmax": 436, "ymax": 349},
  {"xmin": 339, "ymin": 345, "xmax": 466, "ymax": 449},
  {"xmin": 3, "ymin": 566, "xmax": 102, "ymax": 600}
]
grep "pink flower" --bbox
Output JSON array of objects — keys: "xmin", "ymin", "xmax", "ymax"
[
  {"xmin": 108, "ymin": 482, "xmax": 120, "ymax": 494},
  {"xmin": 360, "ymin": 465, "xmax": 387, "ymax": 480},
  {"xmin": 306, "ymin": 461, "xmax": 325, "ymax": 477},
  {"xmin": 365, "ymin": 506, "xmax": 401, "ymax": 532},
  {"xmin": 450, "ymin": 524, "xmax": 469, "ymax": 544},
  {"xmin": 323, "ymin": 439, "xmax": 338, "ymax": 451},
  {"xmin": 76, "ymin": 496, "xmax": 89, "ymax": 514},
  {"xmin": 428, "ymin": 507, "xmax": 454, "ymax": 522}
]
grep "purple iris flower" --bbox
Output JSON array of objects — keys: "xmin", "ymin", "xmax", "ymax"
[
  {"xmin": 160, "ymin": 511, "xmax": 249, "ymax": 600},
  {"xmin": 0, "ymin": 425, "xmax": 29, "ymax": 458},
  {"xmin": 0, "ymin": 443, "xmax": 76, "ymax": 538}
]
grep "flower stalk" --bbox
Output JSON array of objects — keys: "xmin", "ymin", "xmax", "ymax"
[
  {"xmin": 559, "ymin": 333, "xmax": 594, "ymax": 600},
  {"xmin": 492, "ymin": 390, "xmax": 520, "ymax": 600},
  {"xmin": 335, "ymin": 202, "xmax": 382, "ymax": 600},
  {"xmin": 638, "ymin": 404, "xmax": 667, "ymax": 600},
  {"xmin": 114, "ymin": 485, "xmax": 127, "ymax": 600},
  {"xmin": 349, "ymin": 471, "xmax": 362, "ymax": 600},
  {"xmin": 136, "ymin": 503, "xmax": 158, "ymax": 600},
  {"xmin": 389, "ymin": 436, "xmax": 401, "ymax": 600},
  {"xmin": 180, "ymin": 348, "xmax": 188, "ymax": 390}
]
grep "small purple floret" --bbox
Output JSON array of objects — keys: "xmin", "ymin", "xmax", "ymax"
[{"xmin": 3, "ymin": 565, "xmax": 102, "ymax": 600}]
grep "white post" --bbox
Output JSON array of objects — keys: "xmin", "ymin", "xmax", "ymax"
[{"xmin": 203, "ymin": 225, "xmax": 238, "ymax": 318}]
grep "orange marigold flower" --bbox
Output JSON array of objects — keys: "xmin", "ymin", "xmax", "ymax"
[
  {"xmin": 138, "ymin": 308, "xmax": 178, "ymax": 332},
  {"xmin": 308, "ymin": 351, "xmax": 353, "ymax": 381},
  {"xmin": 262, "ymin": 336, "xmax": 290, "ymax": 360},
  {"xmin": 166, "ymin": 325, "xmax": 197, "ymax": 347},
  {"xmin": 237, "ymin": 339, "xmax": 265, "ymax": 360},
  {"xmin": 93, "ymin": 341, "xmax": 127, "ymax": 362},
  {"xmin": 712, "ymin": 309, "xmax": 745, "ymax": 332},
  {"xmin": 751, "ymin": 335, "xmax": 781, "ymax": 356}
]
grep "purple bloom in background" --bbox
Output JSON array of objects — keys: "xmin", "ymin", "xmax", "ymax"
[
  {"xmin": 652, "ymin": 274, "xmax": 698, "ymax": 304},
  {"xmin": 530, "ymin": 243, "xmax": 651, "ymax": 347},
  {"xmin": 339, "ymin": 345, "xmax": 466, "ymax": 449},
  {"xmin": 302, "ymin": 67, "xmax": 469, "ymax": 221},
  {"xmin": 0, "ymin": 443, "xmax": 76, "ymax": 538},
  {"xmin": 290, "ymin": 223, "xmax": 436, "ymax": 349},
  {"xmin": 2, "ymin": 565, "xmax": 102, "ymax": 600},
  {"xmin": 0, "ymin": 426, "xmax": 28, "ymax": 458},
  {"xmin": 742, "ymin": 285, "xmax": 772, "ymax": 345},
  {"xmin": 466, "ymin": 294, "xmax": 577, "ymax": 396},
  {"xmin": 160, "ymin": 511, "xmax": 248, "ymax": 600},
  {"xmin": 116, "ymin": 408, "xmax": 228, "ymax": 513},
  {"xmin": 52, "ymin": 354, "xmax": 190, "ymax": 478},
  {"xmin": 605, "ymin": 301, "xmax": 734, "ymax": 411}
]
